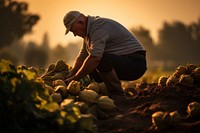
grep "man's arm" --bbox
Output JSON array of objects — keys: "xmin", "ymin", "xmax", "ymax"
[
  {"xmin": 67, "ymin": 57, "xmax": 84, "ymax": 78},
  {"xmin": 66, "ymin": 55, "xmax": 101, "ymax": 83}
]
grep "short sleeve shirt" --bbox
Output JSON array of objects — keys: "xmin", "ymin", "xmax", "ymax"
[{"xmin": 77, "ymin": 16, "xmax": 145, "ymax": 60}]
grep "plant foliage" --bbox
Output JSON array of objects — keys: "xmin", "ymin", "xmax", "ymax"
[{"xmin": 0, "ymin": 59, "xmax": 95, "ymax": 133}]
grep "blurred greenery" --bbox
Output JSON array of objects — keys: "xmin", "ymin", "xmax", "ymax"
[
  {"xmin": 130, "ymin": 19, "xmax": 200, "ymax": 70},
  {"xmin": 0, "ymin": 0, "xmax": 40, "ymax": 48},
  {"xmin": 0, "ymin": 59, "xmax": 96, "ymax": 133}
]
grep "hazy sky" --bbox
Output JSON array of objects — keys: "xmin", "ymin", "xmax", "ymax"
[{"xmin": 19, "ymin": 0, "xmax": 200, "ymax": 48}]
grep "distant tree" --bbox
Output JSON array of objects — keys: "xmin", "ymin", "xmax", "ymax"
[
  {"xmin": 50, "ymin": 44, "xmax": 68, "ymax": 63},
  {"xmin": 24, "ymin": 41, "xmax": 48, "ymax": 67},
  {"xmin": 188, "ymin": 18, "xmax": 200, "ymax": 63},
  {"xmin": 40, "ymin": 32, "xmax": 50, "ymax": 65},
  {"xmin": 0, "ymin": 48, "xmax": 18, "ymax": 64},
  {"xmin": 189, "ymin": 18, "xmax": 200, "ymax": 43},
  {"xmin": 41, "ymin": 32, "xmax": 50, "ymax": 50},
  {"xmin": 0, "ymin": 40, "xmax": 25, "ymax": 64},
  {"xmin": 157, "ymin": 21, "xmax": 193, "ymax": 64},
  {"xmin": 130, "ymin": 26, "xmax": 157, "ymax": 61},
  {"xmin": 0, "ymin": 0, "xmax": 40, "ymax": 48}
]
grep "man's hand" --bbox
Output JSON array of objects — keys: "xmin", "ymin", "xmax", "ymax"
[{"xmin": 65, "ymin": 55, "xmax": 100, "ymax": 85}]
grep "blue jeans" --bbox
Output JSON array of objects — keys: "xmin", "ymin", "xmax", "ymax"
[{"xmin": 89, "ymin": 51, "xmax": 147, "ymax": 82}]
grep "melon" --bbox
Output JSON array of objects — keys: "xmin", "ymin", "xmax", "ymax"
[
  {"xmin": 67, "ymin": 80, "xmax": 81, "ymax": 95},
  {"xmin": 97, "ymin": 96, "xmax": 116, "ymax": 111},
  {"xmin": 79, "ymin": 90, "xmax": 99, "ymax": 105}
]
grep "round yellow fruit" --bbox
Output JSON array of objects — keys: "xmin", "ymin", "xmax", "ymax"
[
  {"xmin": 86, "ymin": 81, "xmax": 101, "ymax": 93},
  {"xmin": 54, "ymin": 85, "xmax": 68, "ymax": 98},
  {"xmin": 186, "ymin": 64, "xmax": 197, "ymax": 74},
  {"xmin": 192, "ymin": 67, "xmax": 200, "ymax": 79},
  {"xmin": 67, "ymin": 80, "xmax": 81, "ymax": 95},
  {"xmin": 166, "ymin": 75, "xmax": 178, "ymax": 86},
  {"xmin": 152, "ymin": 111, "xmax": 165, "ymax": 130},
  {"xmin": 187, "ymin": 101, "xmax": 200, "ymax": 118},
  {"xmin": 53, "ymin": 79, "xmax": 67, "ymax": 87},
  {"xmin": 176, "ymin": 66, "xmax": 187, "ymax": 75},
  {"xmin": 169, "ymin": 110, "xmax": 181, "ymax": 123},
  {"xmin": 79, "ymin": 90, "xmax": 99, "ymax": 105},
  {"xmin": 179, "ymin": 74, "xmax": 194, "ymax": 85},
  {"xmin": 44, "ymin": 84, "xmax": 54, "ymax": 95},
  {"xmin": 99, "ymin": 83, "xmax": 109, "ymax": 95},
  {"xmin": 158, "ymin": 76, "xmax": 168, "ymax": 86},
  {"xmin": 60, "ymin": 99, "xmax": 74, "ymax": 110},
  {"xmin": 97, "ymin": 96, "xmax": 116, "ymax": 111},
  {"xmin": 51, "ymin": 92, "xmax": 62, "ymax": 104},
  {"xmin": 74, "ymin": 101, "xmax": 89, "ymax": 113}
]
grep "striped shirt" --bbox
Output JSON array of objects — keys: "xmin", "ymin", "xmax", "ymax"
[{"xmin": 77, "ymin": 16, "xmax": 145, "ymax": 60}]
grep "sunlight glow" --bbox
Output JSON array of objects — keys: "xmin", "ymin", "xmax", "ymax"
[{"xmin": 18, "ymin": 0, "xmax": 200, "ymax": 48}]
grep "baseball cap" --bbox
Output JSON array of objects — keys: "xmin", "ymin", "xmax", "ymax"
[{"xmin": 63, "ymin": 11, "xmax": 81, "ymax": 35}]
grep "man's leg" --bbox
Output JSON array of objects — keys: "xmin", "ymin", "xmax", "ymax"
[
  {"xmin": 99, "ymin": 68, "xmax": 124, "ymax": 95},
  {"xmin": 103, "ymin": 52, "xmax": 147, "ymax": 80},
  {"xmin": 89, "ymin": 54, "xmax": 124, "ymax": 95},
  {"xmin": 89, "ymin": 52, "xmax": 147, "ymax": 95}
]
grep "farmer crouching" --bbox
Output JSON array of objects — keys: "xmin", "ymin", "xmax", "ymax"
[{"xmin": 64, "ymin": 11, "xmax": 147, "ymax": 98}]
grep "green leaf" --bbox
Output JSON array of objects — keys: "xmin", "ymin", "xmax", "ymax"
[
  {"xmin": 42, "ymin": 102, "xmax": 60, "ymax": 112},
  {"xmin": 18, "ymin": 69, "xmax": 37, "ymax": 80},
  {"xmin": 0, "ymin": 59, "xmax": 16, "ymax": 73},
  {"xmin": 77, "ymin": 114, "xmax": 95, "ymax": 131}
]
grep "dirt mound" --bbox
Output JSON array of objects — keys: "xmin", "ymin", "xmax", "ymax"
[{"xmin": 97, "ymin": 83, "xmax": 200, "ymax": 133}]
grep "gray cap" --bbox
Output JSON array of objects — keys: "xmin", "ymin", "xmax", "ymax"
[{"xmin": 63, "ymin": 11, "xmax": 81, "ymax": 35}]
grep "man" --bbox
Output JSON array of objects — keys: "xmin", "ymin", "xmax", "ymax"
[{"xmin": 63, "ymin": 10, "xmax": 147, "ymax": 97}]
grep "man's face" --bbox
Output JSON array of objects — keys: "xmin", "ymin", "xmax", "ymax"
[{"xmin": 70, "ymin": 19, "xmax": 87, "ymax": 38}]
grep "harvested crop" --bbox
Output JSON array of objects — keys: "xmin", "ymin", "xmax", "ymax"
[
  {"xmin": 51, "ymin": 92, "xmax": 62, "ymax": 104},
  {"xmin": 51, "ymin": 71, "xmax": 67, "ymax": 80},
  {"xmin": 99, "ymin": 83, "xmax": 109, "ymax": 95},
  {"xmin": 97, "ymin": 96, "xmax": 116, "ymax": 111},
  {"xmin": 187, "ymin": 101, "xmax": 200, "ymax": 118},
  {"xmin": 47, "ymin": 63, "xmax": 56, "ymax": 73},
  {"xmin": 186, "ymin": 64, "xmax": 198, "ymax": 74},
  {"xmin": 60, "ymin": 99, "xmax": 74, "ymax": 110},
  {"xmin": 152, "ymin": 111, "xmax": 165, "ymax": 130},
  {"xmin": 158, "ymin": 76, "xmax": 168, "ymax": 86},
  {"xmin": 86, "ymin": 81, "xmax": 101, "ymax": 93},
  {"xmin": 53, "ymin": 60, "xmax": 69, "ymax": 72},
  {"xmin": 53, "ymin": 79, "xmax": 67, "ymax": 87},
  {"xmin": 166, "ymin": 75, "xmax": 178, "ymax": 86},
  {"xmin": 44, "ymin": 84, "xmax": 54, "ymax": 95},
  {"xmin": 67, "ymin": 80, "xmax": 81, "ymax": 95},
  {"xmin": 79, "ymin": 90, "xmax": 99, "ymax": 105},
  {"xmin": 176, "ymin": 65, "xmax": 188, "ymax": 75},
  {"xmin": 179, "ymin": 74, "xmax": 194, "ymax": 85},
  {"xmin": 54, "ymin": 85, "xmax": 68, "ymax": 99},
  {"xmin": 192, "ymin": 67, "xmax": 200, "ymax": 79},
  {"xmin": 169, "ymin": 110, "xmax": 181, "ymax": 124},
  {"xmin": 74, "ymin": 101, "xmax": 89, "ymax": 113}
]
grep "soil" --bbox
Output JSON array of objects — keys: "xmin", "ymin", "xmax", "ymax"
[{"xmin": 97, "ymin": 82, "xmax": 200, "ymax": 133}]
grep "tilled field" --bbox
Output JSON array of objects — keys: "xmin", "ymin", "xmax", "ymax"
[{"xmin": 98, "ymin": 82, "xmax": 200, "ymax": 133}]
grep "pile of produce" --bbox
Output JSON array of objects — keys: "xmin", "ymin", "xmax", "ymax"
[
  {"xmin": 149, "ymin": 64, "xmax": 200, "ymax": 131},
  {"xmin": 1, "ymin": 59, "xmax": 200, "ymax": 133},
  {"xmin": 157, "ymin": 64, "xmax": 200, "ymax": 86},
  {"xmin": 40, "ymin": 60, "xmax": 117, "ymax": 119},
  {"xmin": 0, "ymin": 59, "xmax": 116, "ymax": 133},
  {"xmin": 0, "ymin": 59, "xmax": 93, "ymax": 132}
]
